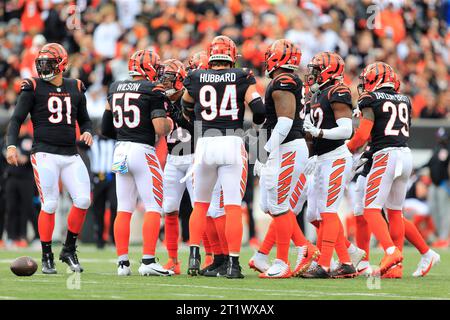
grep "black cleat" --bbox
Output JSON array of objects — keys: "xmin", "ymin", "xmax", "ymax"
[
  {"xmin": 59, "ymin": 245, "xmax": 83, "ymax": 273},
  {"xmin": 329, "ymin": 263, "xmax": 358, "ymax": 279},
  {"xmin": 203, "ymin": 261, "xmax": 229, "ymax": 277},
  {"xmin": 226, "ymin": 257, "xmax": 244, "ymax": 279},
  {"xmin": 42, "ymin": 252, "xmax": 57, "ymax": 274},
  {"xmin": 301, "ymin": 264, "xmax": 330, "ymax": 279},
  {"xmin": 187, "ymin": 246, "xmax": 201, "ymax": 276}
]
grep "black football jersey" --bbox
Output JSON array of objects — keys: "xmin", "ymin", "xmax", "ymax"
[
  {"xmin": 310, "ymin": 83, "xmax": 353, "ymax": 156},
  {"xmin": 166, "ymin": 95, "xmax": 195, "ymax": 156},
  {"xmin": 358, "ymin": 88, "xmax": 411, "ymax": 154},
  {"xmin": 107, "ymin": 80, "xmax": 167, "ymax": 146},
  {"xmin": 6, "ymin": 77, "xmax": 92, "ymax": 155},
  {"xmin": 263, "ymin": 73, "xmax": 305, "ymax": 144},
  {"xmin": 183, "ymin": 68, "xmax": 256, "ymax": 136}
]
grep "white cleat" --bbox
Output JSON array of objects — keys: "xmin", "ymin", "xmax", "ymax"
[
  {"xmin": 248, "ymin": 252, "xmax": 270, "ymax": 273},
  {"xmin": 412, "ymin": 249, "xmax": 440, "ymax": 277},
  {"xmin": 259, "ymin": 259, "xmax": 292, "ymax": 279},
  {"xmin": 348, "ymin": 244, "xmax": 367, "ymax": 268},
  {"xmin": 138, "ymin": 262, "xmax": 174, "ymax": 276},
  {"xmin": 356, "ymin": 260, "xmax": 373, "ymax": 277},
  {"xmin": 117, "ymin": 261, "xmax": 131, "ymax": 276}
]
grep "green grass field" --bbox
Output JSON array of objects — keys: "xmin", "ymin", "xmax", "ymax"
[{"xmin": 0, "ymin": 245, "xmax": 448, "ymax": 300}]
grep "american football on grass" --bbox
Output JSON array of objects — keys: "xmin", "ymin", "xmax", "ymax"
[{"xmin": 10, "ymin": 256, "xmax": 38, "ymax": 276}]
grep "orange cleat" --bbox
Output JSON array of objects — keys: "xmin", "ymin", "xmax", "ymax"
[
  {"xmin": 378, "ymin": 247, "xmax": 403, "ymax": 276},
  {"xmin": 164, "ymin": 258, "xmax": 181, "ymax": 275},
  {"xmin": 381, "ymin": 263, "xmax": 403, "ymax": 279},
  {"xmin": 293, "ymin": 243, "xmax": 320, "ymax": 277},
  {"xmin": 201, "ymin": 254, "xmax": 214, "ymax": 269}
]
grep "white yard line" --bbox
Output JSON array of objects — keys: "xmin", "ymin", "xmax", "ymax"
[{"xmin": 0, "ymin": 296, "xmax": 18, "ymax": 300}]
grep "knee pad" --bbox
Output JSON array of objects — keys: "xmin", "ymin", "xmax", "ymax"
[
  {"xmin": 73, "ymin": 197, "xmax": 91, "ymax": 210},
  {"xmin": 42, "ymin": 200, "xmax": 58, "ymax": 214}
]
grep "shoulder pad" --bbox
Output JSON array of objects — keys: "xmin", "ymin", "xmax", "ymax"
[
  {"xmin": 357, "ymin": 92, "xmax": 375, "ymax": 109},
  {"xmin": 328, "ymin": 83, "xmax": 352, "ymax": 105},
  {"xmin": 20, "ymin": 78, "xmax": 36, "ymax": 92},
  {"xmin": 272, "ymin": 73, "xmax": 297, "ymax": 91}
]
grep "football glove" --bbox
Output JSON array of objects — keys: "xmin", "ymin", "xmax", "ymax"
[
  {"xmin": 303, "ymin": 119, "xmax": 321, "ymax": 138},
  {"xmin": 303, "ymin": 155, "xmax": 317, "ymax": 176}
]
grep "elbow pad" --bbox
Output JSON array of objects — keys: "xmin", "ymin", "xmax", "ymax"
[
  {"xmin": 264, "ymin": 117, "xmax": 293, "ymax": 153},
  {"xmin": 322, "ymin": 118, "xmax": 353, "ymax": 140},
  {"xmin": 248, "ymin": 97, "xmax": 266, "ymax": 125}
]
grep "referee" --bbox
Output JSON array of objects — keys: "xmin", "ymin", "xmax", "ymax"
[{"xmin": 88, "ymin": 134, "xmax": 117, "ymax": 249}]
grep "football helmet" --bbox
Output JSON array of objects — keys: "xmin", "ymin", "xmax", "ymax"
[
  {"xmin": 207, "ymin": 35, "xmax": 238, "ymax": 65},
  {"xmin": 35, "ymin": 43, "xmax": 68, "ymax": 81},
  {"xmin": 160, "ymin": 59, "xmax": 187, "ymax": 97},
  {"xmin": 128, "ymin": 49, "xmax": 161, "ymax": 82},
  {"xmin": 358, "ymin": 62, "xmax": 396, "ymax": 94},
  {"xmin": 264, "ymin": 39, "xmax": 301, "ymax": 77},
  {"xmin": 306, "ymin": 52, "xmax": 345, "ymax": 91},
  {"xmin": 187, "ymin": 51, "xmax": 209, "ymax": 71}
]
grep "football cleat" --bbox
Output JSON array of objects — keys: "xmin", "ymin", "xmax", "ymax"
[
  {"xmin": 226, "ymin": 257, "xmax": 244, "ymax": 279},
  {"xmin": 42, "ymin": 252, "xmax": 57, "ymax": 274},
  {"xmin": 248, "ymin": 252, "xmax": 270, "ymax": 273},
  {"xmin": 293, "ymin": 243, "xmax": 320, "ymax": 277},
  {"xmin": 200, "ymin": 255, "xmax": 225, "ymax": 276},
  {"xmin": 203, "ymin": 261, "xmax": 228, "ymax": 277},
  {"xmin": 117, "ymin": 260, "xmax": 131, "ymax": 276},
  {"xmin": 349, "ymin": 246, "xmax": 366, "ymax": 268},
  {"xmin": 301, "ymin": 264, "xmax": 331, "ymax": 279},
  {"xmin": 259, "ymin": 259, "xmax": 292, "ymax": 279},
  {"xmin": 382, "ymin": 263, "xmax": 403, "ymax": 279},
  {"xmin": 412, "ymin": 249, "xmax": 440, "ymax": 277},
  {"xmin": 138, "ymin": 261, "xmax": 174, "ymax": 276},
  {"xmin": 164, "ymin": 258, "xmax": 181, "ymax": 275},
  {"xmin": 329, "ymin": 263, "xmax": 358, "ymax": 279},
  {"xmin": 378, "ymin": 247, "xmax": 402, "ymax": 276},
  {"xmin": 330, "ymin": 257, "xmax": 340, "ymax": 273},
  {"xmin": 201, "ymin": 254, "xmax": 214, "ymax": 270},
  {"xmin": 356, "ymin": 260, "xmax": 373, "ymax": 277},
  {"xmin": 59, "ymin": 245, "xmax": 83, "ymax": 273},
  {"xmin": 187, "ymin": 247, "xmax": 201, "ymax": 276}
]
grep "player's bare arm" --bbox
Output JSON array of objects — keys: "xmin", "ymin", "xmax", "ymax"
[
  {"xmin": 152, "ymin": 115, "xmax": 172, "ymax": 136},
  {"xmin": 181, "ymin": 90, "xmax": 195, "ymax": 120}
]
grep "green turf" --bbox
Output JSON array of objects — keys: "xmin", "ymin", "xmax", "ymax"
[{"xmin": 0, "ymin": 245, "xmax": 448, "ymax": 300}]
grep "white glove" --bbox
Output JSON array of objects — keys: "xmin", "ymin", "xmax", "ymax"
[
  {"xmin": 303, "ymin": 121, "xmax": 321, "ymax": 138},
  {"xmin": 254, "ymin": 159, "xmax": 264, "ymax": 177},
  {"xmin": 349, "ymin": 156, "xmax": 368, "ymax": 180},
  {"xmin": 303, "ymin": 155, "xmax": 317, "ymax": 176},
  {"xmin": 352, "ymin": 107, "xmax": 362, "ymax": 118}
]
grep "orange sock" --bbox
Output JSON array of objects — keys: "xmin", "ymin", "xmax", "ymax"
[
  {"xmin": 273, "ymin": 211, "xmax": 294, "ymax": 263},
  {"xmin": 311, "ymin": 220, "xmax": 323, "ymax": 250},
  {"xmin": 142, "ymin": 211, "xmax": 161, "ymax": 256},
  {"xmin": 404, "ymin": 217, "xmax": 429, "ymax": 255},
  {"xmin": 335, "ymin": 219, "xmax": 351, "ymax": 264},
  {"xmin": 224, "ymin": 205, "xmax": 243, "ymax": 255},
  {"xmin": 38, "ymin": 210, "xmax": 55, "ymax": 242},
  {"xmin": 289, "ymin": 211, "xmax": 307, "ymax": 247},
  {"xmin": 67, "ymin": 206, "xmax": 87, "ymax": 234},
  {"xmin": 318, "ymin": 213, "xmax": 340, "ymax": 268},
  {"xmin": 188, "ymin": 202, "xmax": 210, "ymax": 246},
  {"xmin": 214, "ymin": 215, "xmax": 229, "ymax": 255},
  {"xmin": 387, "ymin": 209, "xmax": 404, "ymax": 252},
  {"xmin": 202, "ymin": 232, "xmax": 212, "ymax": 255},
  {"xmin": 206, "ymin": 217, "xmax": 222, "ymax": 255},
  {"xmin": 114, "ymin": 211, "xmax": 132, "ymax": 256},
  {"xmin": 259, "ymin": 219, "xmax": 276, "ymax": 255},
  {"xmin": 363, "ymin": 208, "xmax": 395, "ymax": 251},
  {"xmin": 164, "ymin": 213, "xmax": 179, "ymax": 259},
  {"xmin": 356, "ymin": 215, "xmax": 370, "ymax": 261}
]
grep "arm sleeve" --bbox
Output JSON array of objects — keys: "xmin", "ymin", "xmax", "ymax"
[
  {"xmin": 346, "ymin": 118, "xmax": 374, "ymax": 152},
  {"xmin": 101, "ymin": 110, "xmax": 117, "ymax": 140},
  {"xmin": 76, "ymin": 82, "xmax": 93, "ymax": 134},
  {"xmin": 248, "ymin": 97, "xmax": 265, "ymax": 125},
  {"xmin": 6, "ymin": 90, "xmax": 34, "ymax": 147},
  {"xmin": 321, "ymin": 117, "xmax": 353, "ymax": 140}
]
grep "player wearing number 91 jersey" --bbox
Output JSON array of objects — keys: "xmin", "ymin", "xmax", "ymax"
[
  {"xmin": 102, "ymin": 49, "xmax": 174, "ymax": 277},
  {"xmin": 182, "ymin": 35, "xmax": 266, "ymax": 278},
  {"xmin": 6, "ymin": 43, "xmax": 93, "ymax": 275},
  {"xmin": 346, "ymin": 62, "xmax": 413, "ymax": 276}
]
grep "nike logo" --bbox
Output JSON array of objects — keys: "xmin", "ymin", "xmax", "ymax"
[
  {"xmin": 267, "ymin": 272, "xmax": 281, "ymax": 277},
  {"xmin": 153, "ymin": 269, "xmax": 171, "ymax": 275},
  {"xmin": 338, "ymin": 93, "xmax": 346, "ymax": 96},
  {"xmin": 280, "ymin": 83, "xmax": 289, "ymax": 87}
]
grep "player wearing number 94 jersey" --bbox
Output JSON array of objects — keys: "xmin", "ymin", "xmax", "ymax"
[
  {"xmin": 102, "ymin": 49, "xmax": 173, "ymax": 277},
  {"xmin": 347, "ymin": 62, "xmax": 413, "ymax": 276},
  {"xmin": 6, "ymin": 43, "xmax": 93, "ymax": 275},
  {"xmin": 182, "ymin": 35, "xmax": 266, "ymax": 278}
]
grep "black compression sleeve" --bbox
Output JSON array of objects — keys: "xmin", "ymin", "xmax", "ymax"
[
  {"xmin": 77, "ymin": 93, "xmax": 93, "ymax": 134},
  {"xmin": 101, "ymin": 110, "xmax": 117, "ymax": 139},
  {"xmin": 6, "ymin": 90, "xmax": 34, "ymax": 147},
  {"xmin": 248, "ymin": 97, "xmax": 266, "ymax": 125}
]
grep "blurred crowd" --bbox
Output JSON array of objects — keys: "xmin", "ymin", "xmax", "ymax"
[{"xmin": 0, "ymin": 0, "xmax": 449, "ymax": 119}]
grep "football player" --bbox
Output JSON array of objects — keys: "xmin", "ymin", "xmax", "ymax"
[
  {"xmin": 252, "ymin": 39, "xmax": 319, "ymax": 278},
  {"xmin": 183, "ymin": 35, "xmax": 265, "ymax": 278},
  {"xmin": 101, "ymin": 49, "xmax": 173, "ymax": 276},
  {"xmin": 6, "ymin": 43, "xmax": 93, "ymax": 274},
  {"xmin": 300, "ymin": 52, "xmax": 356, "ymax": 278}
]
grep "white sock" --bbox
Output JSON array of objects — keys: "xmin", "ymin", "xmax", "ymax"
[
  {"xmin": 142, "ymin": 255, "xmax": 155, "ymax": 260},
  {"xmin": 347, "ymin": 243, "xmax": 357, "ymax": 255},
  {"xmin": 386, "ymin": 246, "xmax": 396, "ymax": 255}
]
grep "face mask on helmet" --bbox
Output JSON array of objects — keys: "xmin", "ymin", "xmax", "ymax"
[
  {"xmin": 160, "ymin": 72, "xmax": 178, "ymax": 96},
  {"xmin": 305, "ymin": 66, "xmax": 321, "ymax": 93},
  {"xmin": 36, "ymin": 58, "xmax": 60, "ymax": 81}
]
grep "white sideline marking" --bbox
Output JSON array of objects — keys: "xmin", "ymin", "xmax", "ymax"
[{"xmin": 0, "ymin": 296, "xmax": 18, "ymax": 300}]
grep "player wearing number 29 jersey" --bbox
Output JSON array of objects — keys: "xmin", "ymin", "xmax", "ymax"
[
  {"xmin": 347, "ymin": 62, "xmax": 413, "ymax": 277},
  {"xmin": 6, "ymin": 43, "xmax": 93, "ymax": 275},
  {"xmin": 183, "ymin": 35, "xmax": 265, "ymax": 278}
]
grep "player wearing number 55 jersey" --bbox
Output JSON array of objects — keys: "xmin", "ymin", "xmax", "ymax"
[
  {"xmin": 182, "ymin": 35, "xmax": 266, "ymax": 278},
  {"xmin": 6, "ymin": 43, "xmax": 93, "ymax": 274},
  {"xmin": 102, "ymin": 49, "xmax": 173, "ymax": 277},
  {"xmin": 347, "ymin": 62, "xmax": 413, "ymax": 276}
]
